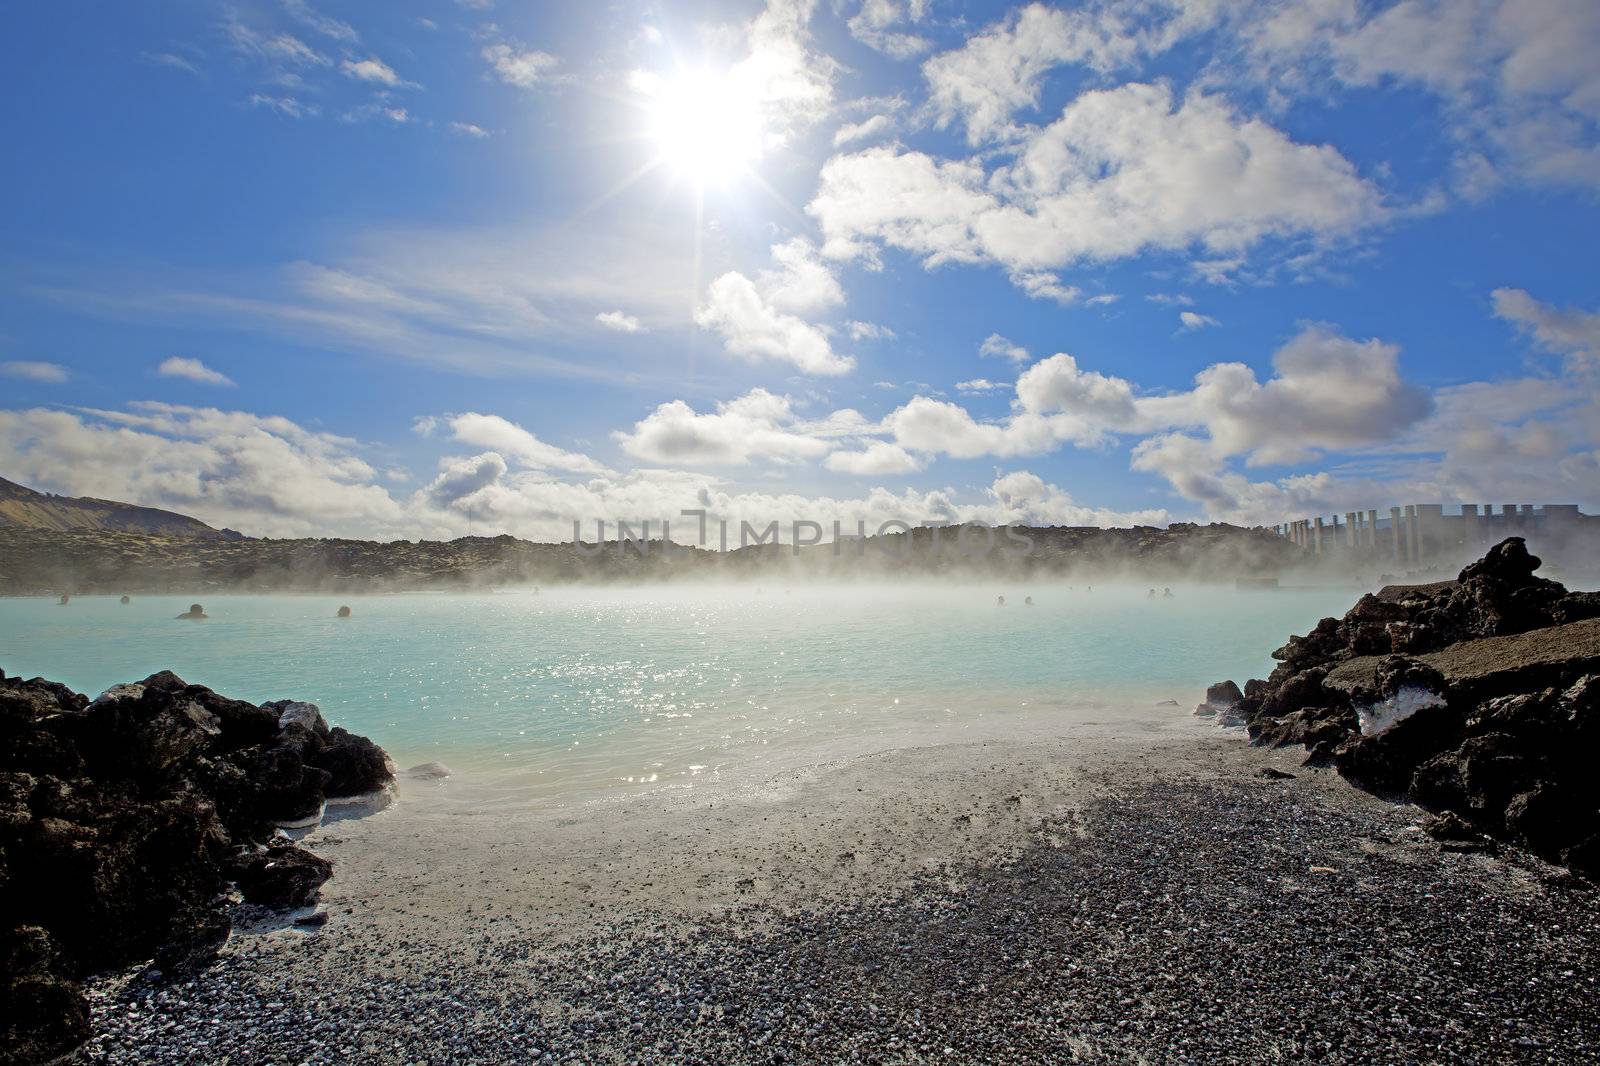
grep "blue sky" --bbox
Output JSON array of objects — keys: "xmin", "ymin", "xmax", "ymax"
[{"xmin": 2, "ymin": 0, "xmax": 1599, "ymax": 540}]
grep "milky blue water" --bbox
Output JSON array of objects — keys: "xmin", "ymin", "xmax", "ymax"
[{"xmin": 0, "ymin": 585, "xmax": 1360, "ymax": 800}]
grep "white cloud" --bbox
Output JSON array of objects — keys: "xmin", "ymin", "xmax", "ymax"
[
  {"xmin": 0, "ymin": 403, "xmax": 405, "ymax": 537},
  {"xmin": 824, "ymin": 440, "xmax": 924, "ymax": 474},
  {"xmin": 955, "ymin": 378, "xmax": 1007, "ymax": 394},
  {"xmin": 848, "ymin": 0, "xmax": 932, "ymax": 60},
  {"xmin": 0, "ymin": 361, "xmax": 69, "ymax": 383},
  {"xmin": 1235, "ymin": 0, "xmax": 1600, "ymax": 194},
  {"xmin": 281, "ymin": 0, "xmax": 358, "ymax": 43},
  {"xmin": 734, "ymin": 0, "xmax": 837, "ymax": 136},
  {"xmin": 1152, "ymin": 326, "xmax": 1434, "ymax": 466},
  {"xmin": 834, "ymin": 114, "xmax": 894, "ymax": 146},
  {"xmin": 596, "ymin": 310, "xmax": 644, "ymax": 333},
  {"xmin": 341, "ymin": 56, "xmax": 408, "ymax": 87},
  {"xmin": 847, "ymin": 320, "xmax": 895, "ymax": 341},
  {"xmin": 979, "ymin": 333, "xmax": 1029, "ymax": 364},
  {"xmin": 425, "ymin": 452, "xmax": 508, "ymax": 508},
  {"xmin": 226, "ymin": 19, "xmax": 330, "ymax": 69},
  {"xmin": 986, "ymin": 470, "xmax": 1170, "ymax": 528},
  {"xmin": 142, "ymin": 51, "xmax": 200, "ymax": 75},
  {"xmin": 919, "ymin": 1, "xmax": 1218, "ymax": 145},
  {"xmin": 614, "ymin": 389, "xmax": 854, "ymax": 466},
  {"xmin": 697, "ymin": 273, "xmax": 852, "ymax": 375},
  {"xmin": 811, "ymin": 84, "xmax": 1385, "ymax": 290},
  {"xmin": 248, "ymin": 94, "xmax": 319, "ymax": 119},
  {"xmin": 483, "ymin": 43, "xmax": 559, "ymax": 89},
  {"xmin": 1015, "ymin": 353, "xmax": 1138, "ymax": 427},
  {"xmin": 1492, "ymin": 287, "xmax": 1600, "ymax": 366},
  {"xmin": 760, "ymin": 238, "xmax": 844, "ymax": 314},
  {"xmin": 1179, "ymin": 311, "xmax": 1220, "ymax": 330},
  {"xmin": 157, "ymin": 356, "xmax": 235, "ymax": 386},
  {"xmin": 696, "ymin": 239, "xmax": 853, "ymax": 375},
  {"xmin": 450, "ymin": 121, "xmax": 491, "ymax": 138},
  {"xmin": 445, "ymin": 412, "xmax": 608, "ymax": 474}
]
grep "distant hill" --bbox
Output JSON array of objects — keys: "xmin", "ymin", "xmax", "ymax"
[
  {"xmin": 0, "ymin": 521, "xmax": 1311, "ymax": 595},
  {"xmin": 0, "ymin": 476, "xmax": 240, "ymax": 539}
]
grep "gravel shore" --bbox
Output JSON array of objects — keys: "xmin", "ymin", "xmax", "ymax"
[{"xmin": 75, "ymin": 731, "xmax": 1600, "ymax": 1064}]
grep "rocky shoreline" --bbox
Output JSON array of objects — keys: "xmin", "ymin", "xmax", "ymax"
[
  {"xmin": 0, "ymin": 671, "xmax": 394, "ymax": 1063},
  {"xmin": 1203, "ymin": 537, "xmax": 1600, "ymax": 878}
]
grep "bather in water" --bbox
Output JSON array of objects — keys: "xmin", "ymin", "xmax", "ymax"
[
  {"xmin": 119, "ymin": 595, "xmax": 131, "ymax": 605},
  {"xmin": 176, "ymin": 603, "xmax": 208, "ymax": 620},
  {"xmin": 57, "ymin": 593, "xmax": 69, "ymax": 606},
  {"xmin": 1024, "ymin": 595, "xmax": 1034, "ymax": 606},
  {"xmin": 996, "ymin": 595, "xmax": 1005, "ymax": 607},
  {"xmin": 337, "ymin": 605, "xmax": 352, "ymax": 618}
]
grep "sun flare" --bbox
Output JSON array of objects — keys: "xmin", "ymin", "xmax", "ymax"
[{"xmin": 638, "ymin": 68, "xmax": 768, "ymax": 185}]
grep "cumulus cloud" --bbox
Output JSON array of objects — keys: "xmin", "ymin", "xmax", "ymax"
[
  {"xmin": 157, "ymin": 356, "xmax": 235, "ymax": 386},
  {"xmin": 811, "ymin": 84, "xmax": 1385, "ymax": 288},
  {"xmin": 613, "ymin": 388, "xmax": 851, "ymax": 466},
  {"xmin": 696, "ymin": 239, "xmax": 853, "ymax": 375},
  {"xmin": 823, "ymin": 440, "xmax": 924, "ymax": 475},
  {"xmin": 425, "ymin": 452, "xmax": 508, "ymax": 507},
  {"xmin": 986, "ymin": 470, "xmax": 1170, "ymax": 528},
  {"xmin": 979, "ymin": 334, "xmax": 1029, "ymax": 364},
  {"xmin": 596, "ymin": 310, "xmax": 644, "ymax": 333},
  {"xmin": 1153, "ymin": 327, "xmax": 1434, "ymax": 465},
  {"xmin": 1, "ymin": 361, "xmax": 69, "ymax": 383},
  {"xmin": 1179, "ymin": 311, "xmax": 1220, "ymax": 331},
  {"xmin": 760, "ymin": 238, "xmax": 845, "ymax": 314},
  {"xmin": 1015, "ymin": 353, "xmax": 1138, "ymax": 427},
  {"xmin": 0, "ymin": 403, "xmax": 406, "ymax": 537},
  {"xmin": 445, "ymin": 412, "xmax": 608, "ymax": 474}
]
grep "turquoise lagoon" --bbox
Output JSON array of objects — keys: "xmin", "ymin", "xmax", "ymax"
[{"xmin": 0, "ymin": 584, "xmax": 1362, "ymax": 801}]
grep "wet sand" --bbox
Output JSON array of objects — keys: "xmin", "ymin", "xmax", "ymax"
[{"xmin": 77, "ymin": 721, "xmax": 1600, "ymax": 1064}]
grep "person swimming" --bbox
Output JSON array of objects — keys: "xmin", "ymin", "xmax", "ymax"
[
  {"xmin": 337, "ymin": 605, "xmax": 352, "ymax": 618},
  {"xmin": 119, "ymin": 595, "xmax": 130, "ymax": 605},
  {"xmin": 57, "ymin": 593, "xmax": 69, "ymax": 606},
  {"xmin": 176, "ymin": 603, "xmax": 207, "ymax": 620},
  {"xmin": 1148, "ymin": 588, "xmax": 1157, "ymax": 599},
  {"xmin": 1024, "ymin": 595, "xmax": 1034, "ymax": 606},
  {"xmin": 1163, "ymin": 587, "xmax": 1174, "ymax": 598},
  {"xmin": 996, "ymin": 595, "xmax": 1006, "ymax": 607}
]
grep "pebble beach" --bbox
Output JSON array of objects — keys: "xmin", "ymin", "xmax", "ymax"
[{"xmin": 76, "ymin": 730, "xmax": 1600, "ymax": 1064}]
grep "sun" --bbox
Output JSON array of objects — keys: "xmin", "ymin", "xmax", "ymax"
[{"xmin": 637, "ymin": 68, "xmax": 768, "ymax": 185}]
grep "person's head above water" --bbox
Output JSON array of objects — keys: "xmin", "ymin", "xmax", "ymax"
[
  {"xmin": 119, "ymin": 595, "xmax": 130, "ymax": 605},
  {"xmin": 177, "ymin": 603, "xmax": 207, "ymax": 620},
  {"xmin": 337, "ymin": 605, "xmax": 352, "ymax": 618}
]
